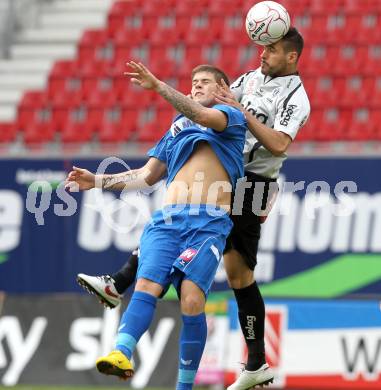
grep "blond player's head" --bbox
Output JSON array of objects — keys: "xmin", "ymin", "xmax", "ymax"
[{"xmin": 190, "ymin": 65, "xmax": 230, "ymax": 107}]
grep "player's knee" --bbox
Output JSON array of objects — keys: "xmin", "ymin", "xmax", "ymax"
[
  {"xmin": 135, "ymin": 278, "xmax": 163, "ymax": 297},
  {"xmin": 226, "ymin": 267, "xmax": 254, "ymax": 289},
  {"xmin": 181, "ymin": 293, "xmax": 204, "ymax": 315},
  {"xmin": 180, "ymin": 280, "xmax": 205, "ymax": 315}
]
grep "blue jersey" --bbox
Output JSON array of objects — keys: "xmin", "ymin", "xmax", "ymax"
[{"xmin": 147, "ymin": 104, "xmax": 247, "ymax": 190}]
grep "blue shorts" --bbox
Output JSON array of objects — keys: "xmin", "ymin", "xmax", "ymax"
[{"xmin": 137, "ymin": 204, "xmax": 233, "ymax": 296}]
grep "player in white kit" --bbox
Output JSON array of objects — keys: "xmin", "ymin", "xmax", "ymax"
[{"xmin": 78, "ymin": 27, "xmax": 310, "ymax": 389}]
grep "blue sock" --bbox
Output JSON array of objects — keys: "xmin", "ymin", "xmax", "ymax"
[
  {"xmin": 116, "ymin": 291, "xmax": 157, "ymax": 359},
  {"xmin": 177, "ymin": 313, "xmax": 207, "ymax": 390}
]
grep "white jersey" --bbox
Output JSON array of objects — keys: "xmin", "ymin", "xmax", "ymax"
[{"xmin": 230, "ymin": 67, "xmax": 310, "ymax": 179}]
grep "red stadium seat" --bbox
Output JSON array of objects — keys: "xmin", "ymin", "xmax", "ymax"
[
  {"xmin": 309, "ymin": 0, "xmax": 343, "ymax": 16},
  {"xmin": 136, "ymin": 107, "xmax": 174, "ymax": 142},
  {"xmin": 208, "ymin": 0, "xmax": 242, "ymax": 17},
  {"xmin": 325, "ymin": 14, "xmax": 353, "ymax": 45},
  {"xmin": 60, "ymin": 105, "xmax": 95, "ymax": 143},
  {"xmin": 140, "ymin": 0, "xmax": 174, "ymax": 17},
  {"xmin": 49, "ymin": 59, "xmax": 78, "ymax": 78},
  {"xmin": 281, "ymin": 0, "xmax": 310, "ymax": 15},
  {"xmin": 119, "ymin": 88, "xmax": 157, "ymax": 109},
  {"xmin": 298, "ymin": 16, "xmax": 329, "ymax": 45},
  {"xmin": 301, "ymin": 76, "xmax": 316, "ymax": 100},
  {"xmin": 48, "ymin": 60, "xmax": 83, "ymax": 99},
  {"xmin": 219, "ymin": 25, "xmax": 248, "ymax": 46},
  {"xmin": 85, "ymin": 87, "xmax": 119, "ymax": 107},
  {"xmin": 309, "ymin": 76, "xmax": 338, "ymax": 108},
  {"xmin": 0, "ymin": 123, "xmax": 17, "ymax": 143},
  {"xmin": 185, "ymin": 27, "xmax": 216, "ymax": 46},
  {"xmin": 314, "ymin": 108, "xmax": 349, "ymax": 141},
  {"xmin": 345, "ymin": 108, "xmax": 377, "ymax": 140},
  {"xmin": 149, "ymin": 27, "xmax": 182, "ymax": 47},
  {"xmin": 107, "ymin": 1, "xmax": 140, "ymax": 33},
  {"xmin": 81, "ymin": 76, "xmax": 121, "ymax": 105},
  {"xmin": 174, "ymin": 0, "xmax": 209, "ymax": 16},
  {"xmin": 372, "ymin": 110, "xmax": 381, "ymax": 139},
  {"xmin": 368, "ymin": 77, "xmax": 381, "ymax": 108},
  {"xmin": 363, "ymin": 47, "xmax": 381, "ymax": 76},
  {"xmin": 18, "ymin": 90, "xmax": 49, "ymax": 110},
  {"xmin": 177, "ymin": 76, "xmax": 191, "ymax": 95},
  {"xmin": 338, "ymin": 76, "xmax": 370, "ymax": 108},
  {"xmin": 18, "ymin": 91, "xmax": 50, "ymax": 130},
  {"xmin": 294, "ymin": 117, "xmax": 316, "ymax": 142},
  {"xmin": 136, "ymin": 123, "xmax": 167, "ymax": 143},
  {"xmin": 331, "ymin": 46, "xmax": 365, "ymax": 77},
  {"xmin": 343, "ymin": 0, "xmax": 380, "ymax": 15},
  {"xmin": 173, "ymin": 16, "xmax": 192, "ymax": 39},
  {"xmin": 77, "ymin": 29, "xmax": 111, "ymax": 62},
  {"xmin": 97, "ymin": 107, "xmax": 138, "ymax": 142},
  {"xmin": 298, "ymin": 45, "xmax": 334, "ymax": 77},
  {"xmin": 23, "ymin": 120, "xmax": 57, "ymax": 144},
  {"xmin": 108, "ymin": 0, "xmax": 138, "ymax": 17},
  {"xmin": 146, "ymin": 59, "xmax": 178, "ymax": 80}
]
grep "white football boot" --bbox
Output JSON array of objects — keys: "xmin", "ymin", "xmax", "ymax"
[
  {"xmin": 227, "ymin": 364, "xmax": 274, "ymax": 390},
  {"xmin": 77, "ymin": 274, "xmax": 122, "ymax": 308}
]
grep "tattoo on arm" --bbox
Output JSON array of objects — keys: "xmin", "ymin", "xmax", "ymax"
[
  {"xmin": 156, "ymin": 82, "xmax": 202, "ymax": 121},
  {"xmin": 102, "ymin": 172, "xmax": 138, "ymax": 190}
]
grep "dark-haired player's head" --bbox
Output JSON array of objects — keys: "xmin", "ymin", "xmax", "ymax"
[
  {"xmin": 191, "ymin": 65, "xmax": 230, "ymax": 107},
  {"xmin": 260, "ymin": 27, "xmax": 304, "ymax": 77}
]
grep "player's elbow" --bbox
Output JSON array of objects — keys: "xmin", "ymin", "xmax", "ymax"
[
  {"xmin": 194, "ymin": 108, "xmax": 210, "ymax": 128},
  {"xmin": 144, "ymin": 169, "xmax": 160, "ymax": 186},
  {"xmin": 271, "ymin": 144, "xmax": 287, "ymax": 156},
  {"xmin": 197, "ymin": 108, "xmax": 227, "ymax": 132},
  {"xmin": 271, "ymin": 133, "xmax": 292, "ymax": 156}
]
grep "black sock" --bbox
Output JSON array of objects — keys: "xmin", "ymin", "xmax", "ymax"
[
  {"xmin": 111, "ymin": 249, "xmax": 139, "ymax": 294},
  {"xmin": 233, "ymin": 282, "xmax": 265, "ymax": 371}
]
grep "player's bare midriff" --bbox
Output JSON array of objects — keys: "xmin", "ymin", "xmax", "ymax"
[{"xmin": 164, "ymin": 141, "xmax": 232, "ymax": 212}]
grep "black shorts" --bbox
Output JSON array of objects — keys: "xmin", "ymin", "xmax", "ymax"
[{"xmin": 224, "ymin": 171, "xmax": 278, "ymax": 270}]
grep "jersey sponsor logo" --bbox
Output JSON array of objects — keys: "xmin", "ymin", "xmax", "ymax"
[
  {"xmin": 245, "ymin": 315, "xmax": 257, "ymax": 340},
  {"xmin": 299, "ymin": 115, "xmax": 308, "ymax": 129},
  {"xmin": 170, "ymin": 117, "xmax": 196, "ymax": 136},
  {"xmin": 241, "ymin": 306, "xmax": 286, "ymax": 370},
  {"xmin": 280, "ymin": 104, "xmax": 297, "ymax": 126},
  {"xmin": 179, "ymin": 248, "xmax": 197, "ymax": 266},
  {"xmin": 242, "ymin": 101, "xmax": 269, "ymax": 125}
]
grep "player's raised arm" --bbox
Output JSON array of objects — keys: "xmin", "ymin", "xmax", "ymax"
[
  {"xmin": 65, "ymin": 157, "xmax": 166, "ymax": 192},
  {"xmin": 124, "ymin": 61, "xmax": 228, "ymax": 132}
]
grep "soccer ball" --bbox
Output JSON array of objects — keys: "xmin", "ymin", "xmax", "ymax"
[{"xmin": 245, "ymin": 1, "xmax": 291, "ymax": 46}]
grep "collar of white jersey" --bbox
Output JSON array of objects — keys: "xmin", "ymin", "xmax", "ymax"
[{"xmin": 262, "ymin": 70, "xmax": 300, "ymax": 84}]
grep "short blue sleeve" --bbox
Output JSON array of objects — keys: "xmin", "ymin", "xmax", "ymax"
[
  {"xmin": 147, "ymin": 131, "xmax": 171, "ymax": 163},
  {"xmin": 212, "ymin": 104, "xmax": 247, "ymax": 128}
]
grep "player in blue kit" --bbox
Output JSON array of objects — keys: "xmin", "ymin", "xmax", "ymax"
[
  {"xmin": 77, "ymin": 27, "xmax": 310, "ymax": 389},
  {"xmin": 66, "ymin": 62, "xmax": 247, "ymax": 390}
]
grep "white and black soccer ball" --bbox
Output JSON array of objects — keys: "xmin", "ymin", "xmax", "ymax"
[{"xmin": 245, "ymin": 1, "xmax": 291, "ymax": 46}]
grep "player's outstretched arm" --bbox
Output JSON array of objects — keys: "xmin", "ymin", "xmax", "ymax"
[
  {"xmin": 125, "ymin": 61, "xmax": 227, "ymax": 132},
  {"xmin": 214, "ymin": 86, "xmax": 292, "ymax": 156},
  {"xmin": 65, "ymin": 158, "xmax": 166, "ymax": 192}
]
